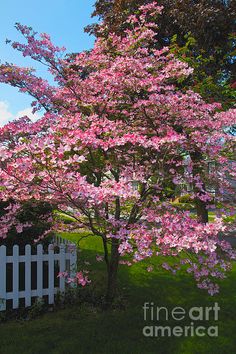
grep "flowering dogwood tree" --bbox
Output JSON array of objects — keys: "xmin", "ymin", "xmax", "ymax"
[{"xmin": 0, "ymin": 3, "xmax": 235, "ymax": 301}]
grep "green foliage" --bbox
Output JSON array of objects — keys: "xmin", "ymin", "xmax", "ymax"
[
  {"xmin": 28, "ymin": 298, "xmax": 46, "ymax": 319},
  {"xmin": 170, "ymin": 33, "xmax": 236, "ymax": 107},
  {"xmin": 178, "ymin": 194, "xmax": 192, "ymax": 204}
]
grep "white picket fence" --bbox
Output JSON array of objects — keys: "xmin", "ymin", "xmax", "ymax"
[
  {"xmin": 0, "ymin": 244, "xmax": 77, "ymax": 311},
  {"xmin": 53, "ymin": 234, "xmax": 73, "ymax": 246}
]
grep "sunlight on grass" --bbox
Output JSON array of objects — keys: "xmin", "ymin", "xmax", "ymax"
[{"xmin": 1, "ymin": 220, "xmax": 235, "ymax": 354}]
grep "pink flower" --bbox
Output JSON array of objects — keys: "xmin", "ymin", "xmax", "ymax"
[
  {"xmin": 96, "ymin": 255, "xmax": 104, "ymax": 262},
  {"xmin": 147, "ymin": 266, "xmax": 154, "ymax": 272}
]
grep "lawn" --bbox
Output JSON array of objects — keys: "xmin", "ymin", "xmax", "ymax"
[{"xmin": 0, "ymin": 233, "xmax": 235, "ymax": 354}]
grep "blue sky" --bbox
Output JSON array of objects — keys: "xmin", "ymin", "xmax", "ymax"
[{"xmin": 0, "ymin": 0, "xmax": 97, "ymax": 126}]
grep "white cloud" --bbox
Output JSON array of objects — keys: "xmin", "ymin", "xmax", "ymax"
[
  {"xmin": 0, "ymin": 101, "xmax": 41, "ymax": 127},
  {"xmin": 0, "ymin": 101, "xmax": 13, "ymax": 127},
  {"xmin": 16, "ymin": 108, "xmax": 40, "ymax": 122}
]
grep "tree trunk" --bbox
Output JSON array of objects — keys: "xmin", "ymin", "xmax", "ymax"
[
  {"xmin": 190, "ymin": 150, "xmax": 209, "ymax": 223},
  {"xmin": 105, "ymin": 238, "xmax": 120, "ymax": 304},
  {"xmin": 195, "ymin": 197, "xmax": 209, "ymax": 223}
]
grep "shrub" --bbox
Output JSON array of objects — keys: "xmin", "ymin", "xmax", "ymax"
[{"xmin": 0, "ymin": 200, "xmax": 54, "ymax": 251}]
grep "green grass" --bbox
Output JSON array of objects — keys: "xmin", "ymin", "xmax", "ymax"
[{"xmin": 0, "ymin": 233, "xmax": 236, "ymax": 354}]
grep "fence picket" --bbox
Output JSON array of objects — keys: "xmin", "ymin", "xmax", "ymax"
[
  {"xmin": 25, "ymin": 245, "xmax": 32, "ymax": 307},
  {"xmin": 12, "ymin": 245, "xmax": 19, "ymax": 309},
  {"xmin": 48, "ymin": 245, "xmax": 55, "ymax": 304},
  {"xmin": 0, "ymin": 246, "xmax": 6, "ymax": 311},
  {"xmin": 36, "ymin": 244, "xmax": 43, "ymax": 299}
]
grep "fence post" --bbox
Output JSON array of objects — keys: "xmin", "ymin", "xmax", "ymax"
[
  {"xmin": 12, "ymin": 245, "xmax": 19, "ymax": 309},
  {"xmin": 70, "ymin": 245, "xmax": 77, "ymax": 288},
  {"xmin": 25, "ymin": 245, "xmax": 32, "ymax": 307},
  {"xmin": 0, "ymin": 246, "xmax": 6, "ymax": 311},
  {"xmin": 59, "ymin": 244, "xmax": 66, "ymax": 292}
]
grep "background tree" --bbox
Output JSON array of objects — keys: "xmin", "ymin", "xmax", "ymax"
[{"xmin": 87, "ymin": 0, "xmax": 236, "ymax": 101}]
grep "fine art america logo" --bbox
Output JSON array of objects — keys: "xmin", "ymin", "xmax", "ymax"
[{"xmin": 142, "ymin": 302, "xmax": 220, "ymax": 337}]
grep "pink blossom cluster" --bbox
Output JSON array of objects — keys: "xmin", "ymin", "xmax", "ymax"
[
  {"xmin": 0, "ymin": 203, "xmax": 32, "ymax": 239},
  {"xmin": 57, "ymin": 270, "xmax": 90, "ymax": 287}
]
